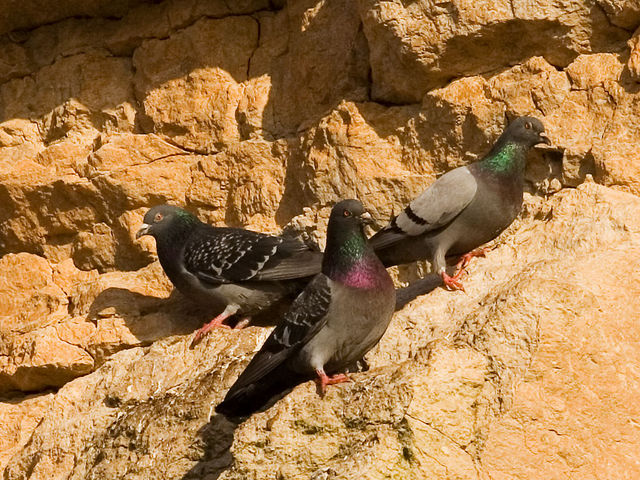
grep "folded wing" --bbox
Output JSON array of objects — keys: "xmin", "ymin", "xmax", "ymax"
[
  {"xmin": 370, "ymin": 166, "xmax": 478, "ymax": 249},
  {"xmin": 183, "ymin": 226, "xmax": 321, "ymax": 285},
  {"xmin": 216, "ymin": 274, "xmax": 333, "ymax": 416}
]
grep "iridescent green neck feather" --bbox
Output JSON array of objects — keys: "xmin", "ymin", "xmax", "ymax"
[
  {"xmin": 175, "ymin": 208, "xmax": 199, "ymax": 225},
  {"xmin": 480, "ymin": 140, "xmax": 527, "ymax": 175},
  {"xmin": 323, "ymin": 228, "xmax": 367, "ymax": 274},
  {"xmin": 337, "ymin": 232, "xmax": 367, "ymax": 262},
  {"xmin": 323, "ymin": 226, "xmax": 391, "ymax": 290}
]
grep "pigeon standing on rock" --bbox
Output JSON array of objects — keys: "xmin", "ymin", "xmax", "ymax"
[
  {"xmin": 370, "ymin": 116, "xmax": 550, "ymax": 291},
  {"xmin": 136, "ymin": 205, "xmax": 323, "ymax": 345},
  {"xmin": 216, "ymin": 200, "xmax": 396, "ymax": 417}
]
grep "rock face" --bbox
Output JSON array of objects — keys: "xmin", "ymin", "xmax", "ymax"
[{"xmin": 1, "ymin": 1, "xmax": 639, "ymax": 478}]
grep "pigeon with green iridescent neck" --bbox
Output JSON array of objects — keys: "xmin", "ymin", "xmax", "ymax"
[
  {"xmin": 370, "ymin": 116, "xmax": 550, "ymax": 291},
  {"xmin": 216, "ymin": 199, "xmax": 396, "ymax": 417},
  {"xmin": 136, "ymin": 205, "xmax": 323, "ymax": 345}
]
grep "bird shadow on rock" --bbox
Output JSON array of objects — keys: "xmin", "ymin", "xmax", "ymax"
[
  {"xmin": 179, "ymin": 384, "xmax": 308, "ymax": 479},
  {"xmin": 85, "ymin": 285, "xmax": 297, "ymax": 347},
  {"xmin": 179, "ymin": 413, "xmax": 241, "ymax": 480},
  {"xmin": 394, "ymin": 273, "xmax": 444, "ymax": 311},
  {"xmin": 86, "ymin": 288, "xmax": 213, "ymax": 344}
]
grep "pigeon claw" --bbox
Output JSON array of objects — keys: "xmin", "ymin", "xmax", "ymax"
[
  {"xmin": 456, "ymin": 247, "xmax": 490, "ymax": 272},
  {"xmin": 190, "ymin": 314, "xmax": 232, "ymax": 348},
  {"xmin": 233, "ymin": 317, "xmax": 251, "ymax": 330},
  {"xmin": 441, "ymin": 271, "xmax": 466, "ymax": 292},
  {"xmin": 315, "ymin": 370, "xmax": 351, "ymax": 396}
]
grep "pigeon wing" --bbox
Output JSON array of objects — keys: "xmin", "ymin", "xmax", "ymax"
[
  {"xmin": 252, "ymin": 238, "xmax": 323, "ymax": 281},
  {"xmin": 224, "ymin": 274, "xmax": 332, "ymax": 393},
  {"xmin": 370, "ymin": 166, "xmax": 478, "ymax": 249},
  {"xmin": 183, "ymin": 227, "xmax": 317, "ymax": 284}
]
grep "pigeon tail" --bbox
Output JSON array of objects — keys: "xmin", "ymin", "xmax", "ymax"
[
  {"xmin": 394, "ymin": 274, "xmax": 443, "ymax": 311},
  {"xmin": 215, "ymin": 363, "xmax": 307, "ymax": 418}
]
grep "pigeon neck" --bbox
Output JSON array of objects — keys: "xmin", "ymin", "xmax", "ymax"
[
  {"xmin": 323, "ymin": 227, "xmax": 390, "ymax": 290},
  {"xmin": 166, "ymin": 213, "xmax": 199, "ymax": 243},
  {"xmin": 480, "ymin": 139, "xmax": 527, "ymax": 176},
  {"xmin": 156, "ymin": 215, "xmax": 200, "ymax": 272}
]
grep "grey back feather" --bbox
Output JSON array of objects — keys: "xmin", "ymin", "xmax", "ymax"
[
  {"xmin": 370, "ymin": 166, "xmax": 477, "ymax": 249},
  {"xmin": 222, "ymin": 275, "xmax": 332, "ymax": 394},
  {"xmin": 395, "ymin": 166, "xmax": 477, "ymax": 235}
]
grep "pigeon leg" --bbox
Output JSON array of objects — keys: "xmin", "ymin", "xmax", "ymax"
[
  {"xmin": 233, "ymin": 317, "xmax": 251, "ymax": 330},
  {"xmin": 315, "ymin": 369, "xmax": 351, "ymax": 395},
  {"xmin": 443, "ymin": 248, "xmax": 490, "ymax": 291},
  {"xmin": 191, "ymin": 305, "xmax": 240, "ymax": 347}
]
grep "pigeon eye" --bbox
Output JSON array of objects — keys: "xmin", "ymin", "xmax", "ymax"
[
  {"xmin": 343, "ymin": 209, "xmax": 352, "ymax": 217},
  {"xmin": 524, "ymin": 122, "xmax": 531, "ymax": 129},
  {"xmin": 154, "ymin": 213, "xmax": 163, "ymax": 223}
]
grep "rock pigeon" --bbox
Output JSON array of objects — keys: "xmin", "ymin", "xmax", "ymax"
[
  {"xmin": 370, "ymin": 116, "xmax": 550, "ymax": 291},
  {"xmin": 216, "ymin": 199, "xmax": 396, "ymax": 417},
  {"xmin": 136, "ymin": 205, "xmax": 323, "ymax": 345}
]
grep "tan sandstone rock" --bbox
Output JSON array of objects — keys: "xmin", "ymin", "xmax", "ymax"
[
  {"xmin": 133, "ymin": 16, "xmax": 259, "ymax": 152},
  {"xmin": 0, "ymin": 253, "xmax": 207, "ymax": 394},
  {"xmin": 0, "ymin": 393, "xmax": 54, "ymax": 473},
  {"xmin": 629, "ymin": 27, "xmax": 640, "ymax": 80},
  {"xmin": 0, "ymin": 1, "xmax": 145, "ymax": 36},
  {"xmin": 1, "ymin": 183, "xmax": 638, "ymax": 479},
  {"xmin": 1, "ymin": 0, "xmax": 640, "ymax": 478},
  {"xmin": 358, "ymin": 0, "xmax": 631, "ymax": 103}
]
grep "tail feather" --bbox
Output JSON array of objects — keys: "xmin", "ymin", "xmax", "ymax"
[
  {"xmin": 216, "ymin": 363, "xmax": 307, "ymax": 418},
  {"xmin": 394, "ymin": 274, "xmax": 443, "ymax": 311},
  {"xmin": 369, "ymin": 228, "xmax": 406, "ymax": 251}
]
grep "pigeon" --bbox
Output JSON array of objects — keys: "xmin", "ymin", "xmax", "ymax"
[
  {"xmin": 136, "ymin": 205, "xmax": 323, "ymax": 345},
  {"xmin": 370, "ymin": 116, "xmax": 550, "ymax": 291},
  {"xmin": 216, "ymin": 199, "xmax": 396, "ymax": 417}
]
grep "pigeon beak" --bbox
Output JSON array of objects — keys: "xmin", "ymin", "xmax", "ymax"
[
  {"xmin": 360, "ymin": 212, "xmax": 374, "ymax": 225},
  {"xmin": 136, "ymin": 223, "xmax": 151, "ymax": 239},
  {"xmin": 538, "ymin": 133, "xmax": 551, "ymax": 145}
]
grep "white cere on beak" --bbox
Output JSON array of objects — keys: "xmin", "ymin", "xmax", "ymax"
[{"xmin": 136, "ymin": 223, "xmax": 151, "ymax": 239}]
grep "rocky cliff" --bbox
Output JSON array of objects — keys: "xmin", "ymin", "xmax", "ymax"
[{"xmin": 1, "ymin": 1, "xmax": 640, "ymax": 478}]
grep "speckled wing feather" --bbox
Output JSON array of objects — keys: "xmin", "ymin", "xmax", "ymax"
[
  {"xmin": 222, "ymin": 274, "xmax": 332, "ymax": 394},
  {"xmin": 370, "ymin": 166, "xmax": 478, "ymax": 249},
  {"xmin": 252, "ymin": 246, "xmax": 323, "ymax": 281},
  {"xmin": 182, "ymin": 225, "xmax": 318, "ymax": 284}
]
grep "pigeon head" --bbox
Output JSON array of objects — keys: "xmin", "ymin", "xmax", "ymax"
[
  {"xmin": 323, "ymin": 199, "xmax": 389, "ymax": 288},
  {"xmin": 481, "ymin": 116, "xmax": 550, "ymax": 174},
  {"xmin": 136, "ymin": 205, "xmax": 198, "ymax": 240},
  {"xmin": 327, "ymin": 199, "xmax": 373, "ymax": 234},
  {"xmin": 502, "ymin": 116, "xmax": 550, "ymax": 148}
]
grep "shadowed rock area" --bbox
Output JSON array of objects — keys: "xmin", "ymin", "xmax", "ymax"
[{"xmin": 1, "ymin": 0, "xmax": 640, "ymax": 478}]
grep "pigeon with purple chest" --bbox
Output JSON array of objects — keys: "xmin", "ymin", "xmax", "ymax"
[{"xmin": 216, "ymin": 199, "xmax": 396, "ymax": 417}]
